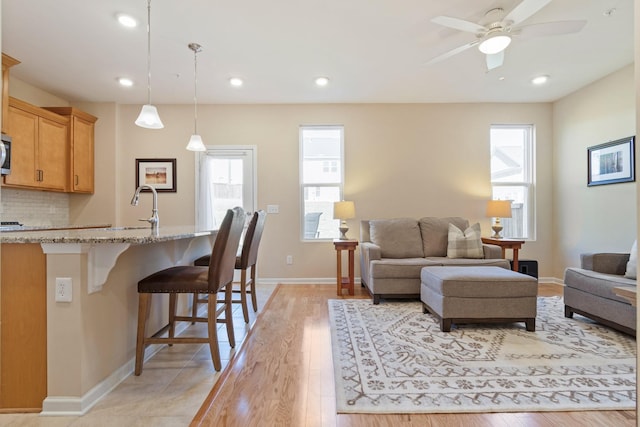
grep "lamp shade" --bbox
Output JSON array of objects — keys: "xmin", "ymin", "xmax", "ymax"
[
  {"xmin": 478, "ymin": 34, "xmax": 511, "ymax": 54},
  {"xmin": 333, "ymin": 201, "xmax": 356, "ymax": 220},
  {"xmin": 486, "ymin": 200, "xmax": 512, "ymax": 218},
  {"xmin": 135, "ymin": 104, "xmax": 164, "ymax": 129},
  {"xmin": 186, "ymin": 134, "xmax": 206, "ymax": 151}
]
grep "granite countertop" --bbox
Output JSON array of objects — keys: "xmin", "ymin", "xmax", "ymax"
[{"xmin": 0, "ymin": 225, "xmax": 216, "ymax": 244}]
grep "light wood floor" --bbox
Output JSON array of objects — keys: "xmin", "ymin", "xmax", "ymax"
[{"xmin": 191, "ymin": 283, "xmax": 636, "ymax": 427}]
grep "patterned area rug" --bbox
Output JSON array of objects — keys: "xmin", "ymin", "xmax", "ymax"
[{"xmin": 328, "ymin": 297, "xmax": 636, "ymax": 414}]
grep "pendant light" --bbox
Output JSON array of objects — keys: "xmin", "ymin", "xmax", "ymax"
[
  {"xmin": 186, "ymin": 42, "xmax": 206, "ymax": 151},
  {"xmin": 135, "ymin": 0, "xmax": 164, "ymax": 129}
]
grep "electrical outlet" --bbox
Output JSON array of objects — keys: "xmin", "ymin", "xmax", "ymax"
[
  {"xmin": 55, "ymin": 277, "xmax": 72, "ymax": 302},
  {"xmin": 286, "ymin": 255, "xmax": 293, "ymax": 265}
]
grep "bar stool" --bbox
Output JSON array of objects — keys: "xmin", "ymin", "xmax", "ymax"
[
  {"xmin": 134, "ymin": 207, "xmax": 245, "ymax": 375},
  {"xmin": 193, "ymin": 210, "xmax": 266, "ymax": 323}
]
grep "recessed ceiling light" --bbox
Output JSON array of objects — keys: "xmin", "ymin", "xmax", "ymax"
[
  {"xmin": 117, "ymin": 13, "xmax": 137, "ymax": 28},
  {"xmin": 118, "ymin": 77, "xmax": 134, "ymax": 87},
  {"xmin": 498, "ymin": 76, "xmax": 505, "ymax": 81},
  {"xmin": 229, "ymin": 77, "xmax": 243, "ymax": 87},
  {"xmin": 531, "ymin": 75, "xmax": 549, "ymax": 85},
  {"xmin": 315, "ymin": 77, "xmax": 330, "ymax": 87},
  {"xmin": 603, "ymin": 8, "xmax": 616, "ymax": 17}
]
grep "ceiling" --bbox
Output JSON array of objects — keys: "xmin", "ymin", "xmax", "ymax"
[{"xmin": 1, "ymin": 0, "xmax": 634, "ymax": 105}]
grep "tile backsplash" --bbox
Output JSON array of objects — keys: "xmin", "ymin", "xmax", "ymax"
[{"xmin": 0, "ymin": 188, "xmax": 69, "ymax": 226}]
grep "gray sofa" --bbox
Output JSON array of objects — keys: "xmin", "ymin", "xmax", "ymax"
[
  {"xmin": 360, "ymin": 217, "xmax": 511, "ymax": 304},
  {"xmin": 564, "ymin": 253, "xmax": 636, "ymax": 336}
]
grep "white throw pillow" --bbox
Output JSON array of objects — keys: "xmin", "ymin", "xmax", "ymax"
[
  {"xmin": 447, "ymin": 223, "xmax": 484, "ymax": 259},
  {"xmin": 625, "ymin": 240, "xmax": 637, "ymax": 279}
]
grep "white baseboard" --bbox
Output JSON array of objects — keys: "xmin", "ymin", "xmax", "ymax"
[{"xmin": 40, "ymin": 321, "xmax": 190, "ymax": 416}]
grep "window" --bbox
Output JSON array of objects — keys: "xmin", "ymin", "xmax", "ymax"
[
  {"xmin": 300, "ymin": 125, "xmax": 344, "ymax": 240},
  {"xmin": 489, "ymin": 125, "xmax": 535, "ymax": 239}
]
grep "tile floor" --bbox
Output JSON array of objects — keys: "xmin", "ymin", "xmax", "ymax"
[{"xmin": 0, "ymin": 284, "xmax": 277, "ymax": 427}]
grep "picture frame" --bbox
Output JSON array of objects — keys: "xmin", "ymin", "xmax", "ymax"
[
  {"xmin": 135, "ymin": 158, "xmax": 177, "ymax": 192},
  {"xmin": 587, "ymin": 136, "xmax": 635, "ymax": 187}
]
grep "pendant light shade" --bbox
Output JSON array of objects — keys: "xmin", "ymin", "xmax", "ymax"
[
  {"xmin": 135, "ymin": 0, "xmax": 164, "ymax": 129},
  {"xmin": 135, "ymin": 104, "xmax": 164, "ymax": 129},
  {"xmin": 186, "ymin": 134, "xmax": 205, "ymax": 151},
  {"xmin": 186, "ymin": 42, "xmax": 206, "ymax": 151}
]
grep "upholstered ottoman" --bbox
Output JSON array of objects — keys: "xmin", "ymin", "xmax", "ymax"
[{"xmin": 420, "ymin": 266, "xmax": 538, "ymax": 332}]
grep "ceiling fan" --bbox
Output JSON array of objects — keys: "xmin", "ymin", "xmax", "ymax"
[{"xmin": 427, "ymin": 0, "xmax": 586, "ymax": 71}]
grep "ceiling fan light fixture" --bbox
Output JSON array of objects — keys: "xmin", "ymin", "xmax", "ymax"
[{"xmin": 478, "ymin": 34, "xmax": 511, "ymax": 54}]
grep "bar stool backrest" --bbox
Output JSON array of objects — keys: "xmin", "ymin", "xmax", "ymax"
[
  {"xmin": 208, "ymin": 206, "xmax": 245, "ymax": 293},
  {"xmin": 238, "ymin": 210, "xmax": 267, "ymax": 269}
]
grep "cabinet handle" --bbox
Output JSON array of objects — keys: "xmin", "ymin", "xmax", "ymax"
[
  {"xmin": 75, "ymin": 175, "xmax": 79, "ymax": 186},
  {"xmin": 35, "ymin": 169, "xmax": 43, "ymax": 182},
  {"xmin": 40, "ymin": 170, "xmax": 44, "ymax": 182}
]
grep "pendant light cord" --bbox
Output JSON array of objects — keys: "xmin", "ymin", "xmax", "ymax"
[
  {"xmin": 189, "ymin": 43, "xmax": 202, "ymax": 135},
  {"xmin": 145, "ymin": 0, "xmax": 152, "ymax": 105}
]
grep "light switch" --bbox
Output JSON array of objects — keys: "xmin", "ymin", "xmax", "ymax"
[{"xmin": 267, "ymin": 205, "xmax": 279, "ymax": 214}]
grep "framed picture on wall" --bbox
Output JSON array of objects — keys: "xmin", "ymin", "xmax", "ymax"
[
  {"xmin": 587, "ymin": 136, "xmax": 635, "ymax": 187},
  {"xmin": 135, "ymin": 158, "xmax": 177, "ymax": 192}
]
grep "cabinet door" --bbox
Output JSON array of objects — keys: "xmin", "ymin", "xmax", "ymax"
[
  {"xmin": 4, "ymin": 105, "xmax": 38, "ymax": 187},
  {"xmin": 71, "ymin": 116, "xmax": 94, "ymax": 193},
  {"xmin": 37, "ymin": 116, "xmax": 68, "ymax": 191}
]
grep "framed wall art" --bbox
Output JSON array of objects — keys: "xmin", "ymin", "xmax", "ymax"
[
  {"xmin": 135, "ymin": 158, "xmax": 177, "ymax": 192},
  {"xmin": 587, "ymin": 136, "xmax": 635, "ymax": 187}
]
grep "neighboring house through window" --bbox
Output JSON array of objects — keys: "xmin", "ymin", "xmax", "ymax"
[
  {"xmin": 300, "ymin": 125, "xmax": 344, "ymax": 240},
  {"xmin": 489, "ymin": 124, "xmax": 535, "ymax": 239}
]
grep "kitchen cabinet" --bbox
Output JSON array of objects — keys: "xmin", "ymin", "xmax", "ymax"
[
  {"xmin": 3, "ymin": 97, "xmax": 69, "ymax": 191},
  {"xmin": 44, "ymin": 107, "xmax": 98, "ymax": 193},
  {"xmin": 0, "ymin": 244, "xmax": 47, "ymax": 411},
  {"xmin": 1, "ymin": 54, "xmax": 20, "ymax": 134}
]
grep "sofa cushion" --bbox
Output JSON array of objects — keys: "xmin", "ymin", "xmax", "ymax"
[
  {"xmin": 564, "ymin": 267, "xmax": 636, "ymax": 304},
  {"xmin": 419, "ymin": 217, "xmax": 469, "ymax": 257},
  {"xmin": 447, "ymin": 223, "xmax": 484, "ymax": 259},
  {"xmin": 625, "ymin": 240, "xmax": 637, "ymax": 279},
  {"xmin": 369, "ymin": 218, "xmax": 424, "ymax": 258}
]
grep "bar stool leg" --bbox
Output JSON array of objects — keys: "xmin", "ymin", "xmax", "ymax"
[
  {"xmin": 135, "ymin": 293, "xmax": 152, "ymax": 376},
  {"xmin": 207, "ymin": 296, "xmax": 222, "ymax": 371},
  {"xmin": 240, "ymin": 269, "xmax": 250, "ymax": 323},
  {"xmin": 250, "ymin": 265, "xmax": 258, "ymax": 312}
]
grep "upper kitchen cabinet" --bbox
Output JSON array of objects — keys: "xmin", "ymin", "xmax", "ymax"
[
  {"xmin": 4, "ymin": 97, "xmax": 69, "ymax": 191},
  {"xmin": 44, "ymin": 107, "xmax": 98, "ymax": 193},
  {"xmin": 2, "ymin": 54, "xmax": 20, "ymax": 134}
]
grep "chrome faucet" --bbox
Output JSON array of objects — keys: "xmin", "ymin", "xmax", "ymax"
[{"xmin": 131, "ymin": 185, "xmax": 159, "ymax": 231}]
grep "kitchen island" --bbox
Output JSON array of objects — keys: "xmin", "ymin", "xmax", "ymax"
[{"xmin": 0, "ymin": 226, "xmax": 216, "ymax": 414}]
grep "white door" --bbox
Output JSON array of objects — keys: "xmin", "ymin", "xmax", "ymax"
[{"xmin": 196, "ymin": 146, "xmax": 256, "ymax": 229}]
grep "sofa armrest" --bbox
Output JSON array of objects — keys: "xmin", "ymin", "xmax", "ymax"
[
  {"xmin": 482, "ymin": 243, "xmax": 502, "ymax": 259},
  {"xmin": 359, "ymin": 242, "xmax": 381, "ymax": 286},
  {"xmin": 580, "ymin": 253, "xmax": 630, "ymax": 275}
]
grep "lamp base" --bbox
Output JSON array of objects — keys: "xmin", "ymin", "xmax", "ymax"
[
  {"xmin": 491, "ymin": 225, "xmax": 503, "ymax": 239},
  {"xmin": 339, "ymin": 224, "xmax": 349, "ymax": 240}
]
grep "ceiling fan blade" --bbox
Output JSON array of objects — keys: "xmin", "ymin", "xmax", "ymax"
[
  {"xmin": 504, "ymin": 0, "xmax": 552, "ymax": 26},
  {"xmin": 426, "ymin": 40, "xmax": 479, "ymax": 65},
  {"xmin": 486, "ymin": 51, "xmax": 504, "ymax": 71},
  {"xmin": 517, "ymin": 20, "xmax": 586, "ymax": 38},
  {"xmin": 431, "ymin": 16, "xmax": 486, "ymax": 33}
]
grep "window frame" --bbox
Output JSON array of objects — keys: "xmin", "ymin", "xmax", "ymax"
[
  {"xmin": 299, "ymin": 125, "xmax": 345, "ymax": 241},
  {"xmin": 489, "ymin": 124, "xmax": 536, "ymax": 240}
]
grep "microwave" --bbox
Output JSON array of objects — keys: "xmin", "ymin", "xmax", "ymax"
[{"xmin": 1, "ymin": 134, "xmax": 10, "ymax": 175}]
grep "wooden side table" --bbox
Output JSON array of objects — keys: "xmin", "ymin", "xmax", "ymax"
[
  {"xmin": 333, "ymin": 239, "xmax": 358, "ymax": 296},
  {"xmin": 481, "ymin": 237, "xmax": 525, "ymax": 272},
  {"xmin": 613, "ymin": 286, "xmax": 637, "ymax": 306}
]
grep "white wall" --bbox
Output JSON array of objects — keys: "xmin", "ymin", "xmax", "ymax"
[
  {"xmin": 114, "ymin": 102, "xmax": 554, "ymax": 279},
  {"xmin": 8, "ymin": 67, "xmax": 636, "ymax": 281},
  {"xmin": 553, "ymin": 64, "xmax": 636, "ymax": 278}
]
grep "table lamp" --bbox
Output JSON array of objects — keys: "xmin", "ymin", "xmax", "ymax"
[
  {"xmin": 333, "ymin": 201, "xmax": 356, "ymax": 240},
  {"xmin": 486, "ymin": 200, "xmax": 512, "ymax": 239}
]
